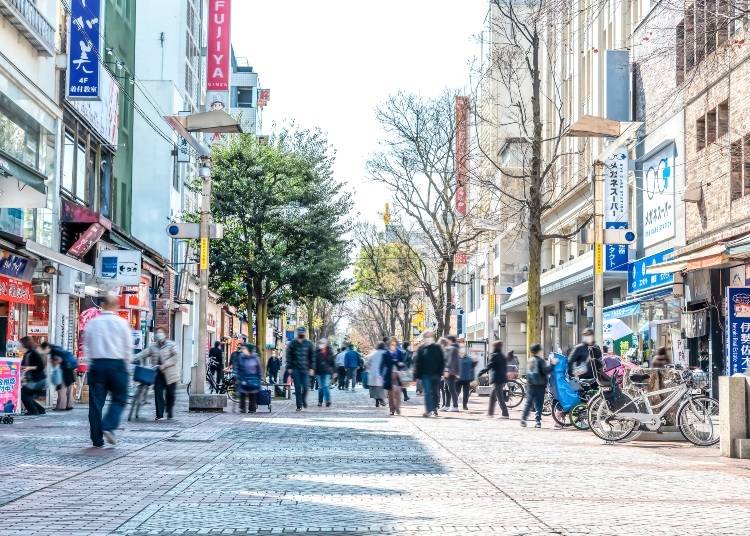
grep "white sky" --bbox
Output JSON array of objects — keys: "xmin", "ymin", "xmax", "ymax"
[{"xmin": 231, "ymin": 0, "xmax": 488, "ymax": 223}]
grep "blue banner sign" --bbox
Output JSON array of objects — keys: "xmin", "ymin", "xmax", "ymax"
[
  {"xmin": 605, "ymin": 222, "xmax": 630, "ymax": 272},
  {"xmin": 726, "ymin": 286, "xmax": 750, "ymax": 375},
  {"xmin": 0, "ymin": 252, "xmax": 35, "ymax": 281},
  {"xmin": 628, "ymin": 248, "xmax": 674, "ymax": 294},
  {"xmin": 67, "ymin": 0, "xmax": 102, "ymax": 100}
]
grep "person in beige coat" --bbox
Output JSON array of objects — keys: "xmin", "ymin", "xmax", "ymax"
[{"xmin": 138, "ymin": 329, "xmax": 180, "ymax": 420}]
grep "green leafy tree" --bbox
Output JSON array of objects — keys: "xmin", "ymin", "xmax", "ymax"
[{"xmin": 208, "ymin": 129, "xmax": 351, "ymax": 362}]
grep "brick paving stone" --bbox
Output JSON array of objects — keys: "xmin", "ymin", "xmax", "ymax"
[{"xmin": 0, "ymin": 388, "xmax": 749, "ymax": 535}]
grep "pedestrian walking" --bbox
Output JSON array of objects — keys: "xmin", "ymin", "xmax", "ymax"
[
  {"xmin": 266, "ymin": 350, "xmax": 282, "ymax": 384},
  {"xmin": 456, "ymin": 350, "xmax": 477, "ymax": 411},
  {"xmin": 20, "ymin": 336, "xmax": 47, "ymax": 415},
  {"xmin": 401, "ymin": 341, "xmax": 412, "ymax": 402},
  {"xmin": 285, "ymin": 326, "xmax": 314, "ymax": 411},
  {"xmin": 520, "ymin": 343, "xmax": 551, "ymax": 428},
  {"xmin": 414, "ymin": 331, "xmax": 445, "ymax": 417},
  {"xmin": 344, "ymin": 344, "xmax": 360, "ymax": 390},
  {"xmin": 479, "ymin": 341, "xmax": 509, "ymax": 418},
  {"xmin": 83, "ymin": 295, "xmax": 132, "ymax": 446},
  {"xmin": 138, "ymin": 328, "xmax": 179, "ymax": 420},
  {"xmin": 208, "ymin": 341, "xmax": 224, "ymax": 387},
  {"xmin": 335, "ymin": 347, "xmax": 347, "ymax": 389},
  {"xmin": 443, "ymin": 336, "xmax": 461, "ymax": 412},
  {"xmin": 437, "ymin": 338, "xmax": 450, "ymax": 409},
  {"xmin": 382, "ymin": 337, "xmax": 403, "ymax": 415},
  {"xmin": 39, "ymin": 342, "xmax": 77, "ymax": 411},
  {"xmin": 365, "ymin": 343, "xmax": 387, "ymax": 407},
  {"xmin": 314, "ymin": 338, "xmax": 335, "ymax": 407},
  {"xmin": 235, "ymin": 344, "xmax": 262, "ymax": 413}
]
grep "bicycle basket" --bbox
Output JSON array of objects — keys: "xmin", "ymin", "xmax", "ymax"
[
  {"xmin": 602, "ymin": 375, "xmax": 631, "ymax": 412},
  {"xmin": 133, "ymin": 366, "xmax": 157, "ymax": 385}
]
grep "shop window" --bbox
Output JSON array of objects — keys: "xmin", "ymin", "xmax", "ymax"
[
  {"xmin": 0, "ymin": 91, "xmax": 44, "ymax": 171},
  {"xmin": 236, "ymin": 87, "xmax": 254, "ymax": 108},
  {"xmin": 62, "ymin": 131, "xmax": 75, "ymax": 193}
]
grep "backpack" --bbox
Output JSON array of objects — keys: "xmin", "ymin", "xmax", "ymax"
[
  {"xmin": 526, "ymin": 356, "xmax": 548, "ymax": 386},
  {"xmin": 57, "ymin": 347, "xmax": 78, "ymax": 370}
]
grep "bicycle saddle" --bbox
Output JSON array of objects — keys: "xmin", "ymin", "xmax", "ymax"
[{"xmin": 629, "ymin": 373, "xmax": 650, "ymax": 383}]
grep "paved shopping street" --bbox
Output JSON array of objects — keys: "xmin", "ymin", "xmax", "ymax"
[{"xmin": 0, "ymin": 388, "xmax": 749, "ymax": 536}]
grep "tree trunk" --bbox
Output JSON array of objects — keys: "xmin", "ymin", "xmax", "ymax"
[
  {"xmin": 255, "ymin": 297, "xmax": 268, "ymax": 370},
  {"xmin": 442, "ymin": 261, "xmax": 455, "ymax": 337},
  {"xmin": 526, "ymin": 28, "xmax": 544, "ymax": 359}
]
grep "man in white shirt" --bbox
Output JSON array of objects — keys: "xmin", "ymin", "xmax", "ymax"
[{"xmin": 84, "ymin": 294, "xmax": 132, "ymax": 447}]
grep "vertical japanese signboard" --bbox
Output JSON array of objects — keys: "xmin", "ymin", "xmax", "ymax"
[
  {"xmin": 641, "ymin": 143, "xmax": 676, "ymax": 247},
  {"xmin": 0, "ymin": 359, "xmax": 21, "ymax": 416},
  {"xmin": 726, "ymin": 286, "xmax": 750, "ymax": 375},
  {"xmin": 455, "ymin": 96, "xmax": 470, "ymax": 216},
  {"xmin": 604, "ymin": 147, "xmax": 629, "ymax": 272},
  {"xmin": 206, "ymin": 0, "xmax": 232, "ymax": 109},
  {"xmin": 67, "ymin": 0, "xmax": 102, "ymax": 100}
]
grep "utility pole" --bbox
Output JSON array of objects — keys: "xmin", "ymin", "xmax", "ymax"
[
  {"xmin": 194, "ymin": 158, "xmax": 212, "ymax": 395},
  {"xmin": 593, "ymin": 160, "xmax": 605, "ymax": 345}
]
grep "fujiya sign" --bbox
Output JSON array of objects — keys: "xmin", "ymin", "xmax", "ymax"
[
  {"xmin": 206, "ymin": 0, "xmax": 231, "ymax": 109},
  {"xmin": 641, "ymin": 143, "xmax": 676, "ymax": 248}
]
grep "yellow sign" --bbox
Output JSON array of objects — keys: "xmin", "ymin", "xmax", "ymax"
[
  {"xmin": 489, "ymin": 293, "xmax": 496, "ymax": 313},
  {"xmin": 384, "ymin": 203, "xmax": 391, "ymax": 225},
  {"xmin": 594, "ymin": 242, "xmax": 603, "ymax": 275},
  {"xmin": 200, "ymin": 237, "xmax": 209, "ymax": 270}
]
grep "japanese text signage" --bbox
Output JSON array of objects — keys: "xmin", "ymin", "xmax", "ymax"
[
  {"xmin": 0, "ymin": 252, "xmax": 36, "ymax": 281},
  {"xmin": 628, "ymin": 249, "xmax": 674, "ymax": 294},
  {"xmin": 0, "ymin": 359, "xmax": 21, "ymax": 415},
  {"xmin": 0, "ymin": 276, "xmax": 34, "ymax": 305},
  {"xmin": 641, "ymin": 143, "xmax": 676, "ymax": 247},
  {"xmin": 455, "ymin": 96, "xmax": 470, "ymax": 216},
  {"xmin": 67, "ymin": 0, "xmax": 102, "ymax": 100},
  {"xmin": 726, "ymin": 286, "xmax": 750, "ymax": 375},
  {"xmin": 97, "ymin": 249, "xmax": 142, "ymax": 286},
  {"xmin": 207, "ymin": 0, "xmax": 231, "ymax": 91},
  {"xmin": 604, "ymin": 147, "xmax": 630, "ymax": 272}
]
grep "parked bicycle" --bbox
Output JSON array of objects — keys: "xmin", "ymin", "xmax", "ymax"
[
  {"xmin": 186, "ymin": 369, "xmax": 238, "ymax": 402},
  {"xmin": 588, "ymin": 369, "xmax": 719, "ymax": 446},
  {"xmin": 128, "ymin": 365, "xmax": 156, "ymax": 421}
]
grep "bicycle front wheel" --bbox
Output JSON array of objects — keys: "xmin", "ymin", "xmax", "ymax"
[
  {"xmin": 541, "ymin": 392, "xmax": 553, "ymax": 416},
  {"xmin": 677, "ymin": 395, "xmax": 720, "ymax": 446},
  {"xmin": 588, "ymin": 393, "xmax": 637, "ymax": 442},
  {"xmin": 551, "ymin": 400, "xmax": 569, "ymax": 427},
  {"xmin": 504, "ymin": 380, "xmax": 525, "ymax": 408},
  {"xmin": 569, "ymin": 402, "xmax": 589, "ymax": 430}
]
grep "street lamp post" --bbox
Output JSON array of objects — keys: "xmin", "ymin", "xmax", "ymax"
[{"xmin": 163, "ymin": 109, "xmax": 241, "ymax": 410}]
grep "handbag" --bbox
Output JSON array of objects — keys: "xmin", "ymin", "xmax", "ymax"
[
  {"xmin": 571, "ymin": 362, "xmax": 589, "ymax": 377},
  {"xmin": 50, "ymin": 366, "xmax": 63, "ymax": 387},
  {"xmin": 396, "ymin": 369, "xmax": 413, "ymax": 383}
]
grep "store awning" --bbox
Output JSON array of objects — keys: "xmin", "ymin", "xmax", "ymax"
[
  {"xmin": 23, "ymin": 240, "xmax": 94, "ymax": 276},
  {"xmin": 0, "ymin": 152, "xmax": 47, "ymax": 208},
  {"xmin": 645, "ymin": 244, "xmax": 727, "ymax": 274},
  {"xmin": 727, "ymin": 235, "xmax": 750, "ymax": 258},
  {"xmin": 603, "ymin": 287, "xmax": 673, "ymax": 320}
]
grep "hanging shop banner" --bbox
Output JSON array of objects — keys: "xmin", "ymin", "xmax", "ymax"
[
  {"xmin": 604, "ymin": 147, "xmax": 630, "ymax": 272},
  {"xmin": 0, "ymin": 358, "xmax": 21, "ymax": 415},
  {"xmin": 726, "ymin": 286, "xmax": 750, "ymax": 375},
  {"xmin": 641, "ymin": 143, "xmax": 676, "ymax": 248},
  {"xmin": 0, "ymin": 252, "xmax": 36, "ymax": 281},
  {"xmin": 68, "ymin": 222, "xmax": 106, "ymax": 258},
  {"xmin": 454, "ymin": 96, "xmax": 470, "ymax": 216},
  {"xmin": 97, "ymin": 249, "xmax": 142, "ymax": 286},
  {"xmin": 0, "ymin": 276, "xmax": 34, "ymax": 305},
  {"xmin": 670, "ymin": 328, "xmax": 689, "ymax": 368},
  {"xmin": 628, "ymin": 248, "xmax": 674, "ymax": 294},
  {"xmin": 67, "ymin": 0, "xmax": 102, "ymax": 100},
  {"xmin": 206, "ymin": 0, "xmax": 232, "ymax": 108}
]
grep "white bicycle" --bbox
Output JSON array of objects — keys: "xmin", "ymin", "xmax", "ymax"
[{"xmin": 587, "ymin": 369, "xmax": 719, "ymax": 446}]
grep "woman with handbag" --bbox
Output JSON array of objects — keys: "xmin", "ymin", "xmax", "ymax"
[
  {"xmin": 456, "ymin": 352, "xmax": 478, "ymax": 410},
  {"xmin": 382, "ymin": 337, "xmax": 404, "ymax": 415},
  {"xmin": 235, "ymin": 344, "xmax": 262, "ymax": 413}
]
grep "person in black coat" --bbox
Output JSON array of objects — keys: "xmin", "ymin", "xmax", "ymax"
[
  {"xmin": 567, "ymin": 327, "xmax": 604, "ymax": 381},
  {"xmin": 414, "ymin": 332, "xmax": 445, "ymax": 417},
  {"xmin": 479, "ymin": 340, "xmax": 509, "ymax": 418},
  {"xmin": 208, "ymin": 341, "xmax": 224, "ymax": 386}
]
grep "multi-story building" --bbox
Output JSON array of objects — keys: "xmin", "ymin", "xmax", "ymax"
[
  {"xmin": 229, "ymin": 50, "xmax": 264, "ymax": 136},
  {"xmin": 0, "ymin": 0, "xmax": 62, "ymax": 355}
]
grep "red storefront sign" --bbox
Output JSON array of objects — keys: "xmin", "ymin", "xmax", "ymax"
[
  {"xmin": 454, "ymin": 251, "xmax": 468, "ymax": 266},
  {"xmin": 454, "ymin": 95, "xmax": 470, "ymax": 216},
  {"xmin": 0, "ymin": 276, "xmax": 34, "ymax": 305},
  {"xmin": 207, "ymin": 0, "xmax": 231, "ymax": 91}
]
